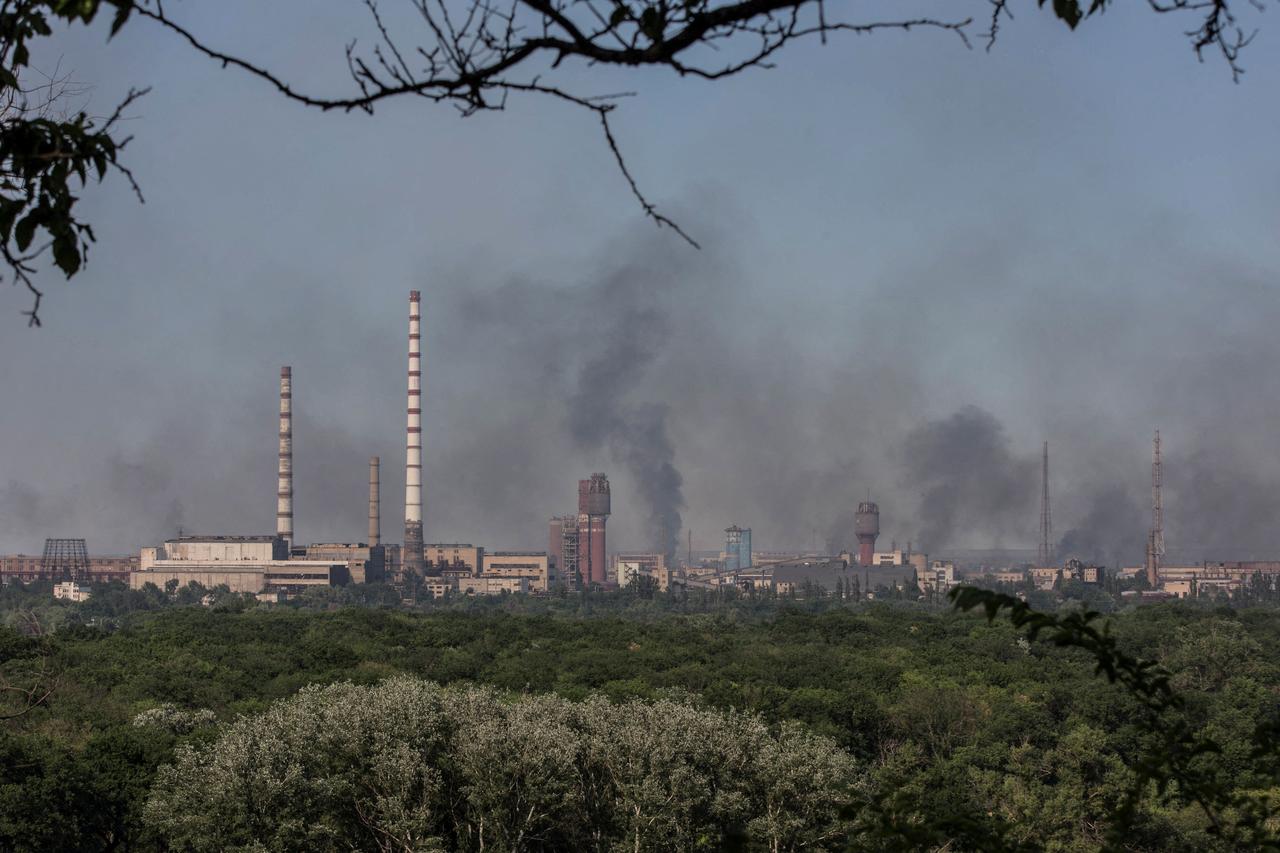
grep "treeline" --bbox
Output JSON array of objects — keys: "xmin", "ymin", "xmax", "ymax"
[{"xmin": 2, "ymin": 592, "xmax": 1280, "ymax": 849}]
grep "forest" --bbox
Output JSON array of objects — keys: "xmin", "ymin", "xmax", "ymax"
[{"xmin": 2, "ymin": 581, "xmax": 1279, "ymax": 851}]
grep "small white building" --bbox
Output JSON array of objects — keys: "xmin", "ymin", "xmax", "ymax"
[{"xmin": 53, "ymin": 581, "xmax": 92, "ymax": 602}]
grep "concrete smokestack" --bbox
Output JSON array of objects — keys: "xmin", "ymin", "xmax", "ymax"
[
  {"xmin": 368, "ymin": 456, "xmax": 380, "ymax": 547},
  {"xmin": 277, "ymin": 366, "xmax": 293, "ymax": 550},
  {"xmin": 854, "ymin": 501, "xmax": 879, "ymax": 567},
  {"xmin": 403, "ymin": 291, "xmax": 425, "ymax": 577}
]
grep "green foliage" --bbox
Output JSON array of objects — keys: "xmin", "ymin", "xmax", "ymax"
[
  {"xmin": 0, "ymin": 0, "xmax": 140, "ymax": 324},
  {"xmin": 3, "ymin": 590, "xmax": 1280, "ymax": 849},
  {"xmin": 949, "ymin": 586, "xmax": 1280, "ymax": 849},
  {"xmin": 146, "ymin": 677, "xmax": 857, "ymax": 852}
]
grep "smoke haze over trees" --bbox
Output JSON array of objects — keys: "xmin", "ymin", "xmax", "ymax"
[
  {"xmin": 5, "ymin": 219, "xmax": 1280, "ymax": 567},
  {"xmin": 1, "ymin": 5, "xmax": 1278, "ymax": 565}
]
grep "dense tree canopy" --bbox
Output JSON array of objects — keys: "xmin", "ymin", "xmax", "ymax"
[{"xmin": 4, "ymin": 584, "xmax": 1280, "ymax": 850}]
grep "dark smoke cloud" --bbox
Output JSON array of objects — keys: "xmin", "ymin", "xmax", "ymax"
[
  {"xmin": 564, "ymin": 265, "xmax": 684, "ymax": 560},
  {"xmin": 901, "ymin": 406, "xmax": 1037, "ymax": 552},
  {"xmin": 453, "ymin": 243, "xmax": 694, "ymax": 559},
  {"xmin": 5, "ymin": 211, "xmax": 1280, "ymax": 567},
  {"xmin": 1057, "ymin": 486, "xmax": 1145, "ymax": 568}
]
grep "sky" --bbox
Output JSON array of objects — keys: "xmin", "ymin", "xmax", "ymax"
[{"xmin": 2, "ymin": 1, "xmax": 1278, "ymax": 566}]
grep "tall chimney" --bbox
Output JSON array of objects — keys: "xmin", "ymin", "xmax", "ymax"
[
  {"xmin": 403, "ymin": 291, "xmax": 425, "ymax": 577},
  {"xmin": 368, "ymin": 456, "xmax": 380, "ymax": 546},
  {"xmin": 277, "ymin": 366, "xmax": 293, "ymax": 551}
]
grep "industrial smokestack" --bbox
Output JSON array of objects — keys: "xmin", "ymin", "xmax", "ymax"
[
  {"xmin": 277, "ymin": 366, "xmax": 293, "ymax": 550},
  {"xmin": 403, "ymin": 291, "xmax": 425, "ymax": 577},
  {"xmin": 855, "ymin": 501, "xmax": 879, "ymax": 567},
  {"xmin": 368, "ymin": 456, "xmax": 380, "ymax": 547}
]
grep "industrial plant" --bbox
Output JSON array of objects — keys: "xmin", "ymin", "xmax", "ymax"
[{"xmin": 5, "ymin": 292, "xmax": 1280, "ymax": 606}]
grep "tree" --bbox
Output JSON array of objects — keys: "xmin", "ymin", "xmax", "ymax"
[
  {"xmin": 948, "ymin": 586, "xmax": 1280, "ymax": 849},
  {"xmin": 146, "ymin": 676, "xmax": 858, "ymax": 851},
  {"xmin": 132, "ymin": 0, "xmax": 1268, "ymax": 249},
  {"xmin": 3, "ymin": 0, "xmax": 1273, "ymax": 322},
  {"xmin": 1, "ymin": 0, "xmax": 142, "ymax": 325}
]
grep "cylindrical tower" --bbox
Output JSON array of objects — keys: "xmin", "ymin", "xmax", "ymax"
[
  {"xmin": 276, "ymin": 366, "xmax": 293, "ymax": 550},
  {"xmin": 854, "ymin": 501, "xmax": 879, "ymax": 567},
  {"xmin": 368, "ymin": 456, "xmax": 380, "ymax": 547},
  {"xmin": 403, "ymin": 291, "xmax": 425, "ymax": 577},
  {"xmin": 577, "ymin": 473, "xmax": 611, "ymax": 585}
]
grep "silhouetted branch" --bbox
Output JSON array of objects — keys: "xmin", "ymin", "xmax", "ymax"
[{"xmin": 133, "ymin": 0, "xmax": 972, "ymax": 245}]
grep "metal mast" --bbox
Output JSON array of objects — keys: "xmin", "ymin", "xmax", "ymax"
[
  {"xmin": 1038, "ymin": 441, "xmax": 1053, "ymax": 567},
  {"xmin": 1152, "ymin": 430, "xmax": 1164, "ymax": 561}
]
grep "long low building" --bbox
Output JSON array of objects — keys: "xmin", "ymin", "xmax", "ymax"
[
  {"xmin": 1, "ymin": 553, "xmax": 138, "ymax": 584},
  {"xmin": 131, "ymin": 535, "xmax": 347, "ymax": 594},
  {"xmin": 130, "ymin": 560, "xmax": 344, "ymax": 594}
]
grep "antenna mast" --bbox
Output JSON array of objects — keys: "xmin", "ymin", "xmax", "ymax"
[
  {"xmin": 1152, "ymin": 430, "xmax": 1164, "ymax": 561},
  {"xmin": 1038, "ymin": 441, "xmax": 1053, "ymax": 566}
]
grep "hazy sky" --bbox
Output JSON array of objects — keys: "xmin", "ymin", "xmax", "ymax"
[{"xmin": 2, "ymin": 2, "xmax": 1278, "ymax": 564}]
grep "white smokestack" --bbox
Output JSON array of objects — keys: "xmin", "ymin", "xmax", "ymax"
[
  {"xmin": 277, "ymin": 366, "xmax": 293, "ymax": 550},
  {"xmin": 403, "ymin": 291, "xmax": 424, "ymax": 576},
  {"xmin": 368, "ymin": 456, "xmax": 380, "ymax": 547}
]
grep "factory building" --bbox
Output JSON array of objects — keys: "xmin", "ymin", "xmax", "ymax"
[
  {"xmin": 0, "ymin": 552, "xmax": 136, "ymax": 584},
  {"xmin": 1144, "ymin": 561, "xmax": 1280, "ymax": 598},
  {"xmin": 425, "ymin": 544, "xmax": 484, "ymax": 576},
  {"xmin": 918, "ymin": 560, "xmax": 958, "ymax": 594},
  {"xmin": 481, "ymin": 551, "xmax": 552, "ymax": 592},
  {"xmin": 302, "ymin": 543, "xmax": 386, "ymax": 585},
  {"xmin": 613, "ymin": 552, "xmax": 681, "ymax": 590},
  {"xmin": 458, "ymin": 576, "xmax": 531, "ymax": 595},
  {"xmin": 132, "ymin": 535, "xmax": 347, "ymax": 594},
  {"xmin": 723, "ymin": 526, "xmax": 752, "ymax": 572}
]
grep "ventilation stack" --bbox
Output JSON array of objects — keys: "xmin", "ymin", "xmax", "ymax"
[
  {"xmin": 403, "ymin": 291, "xmax": 425, "ymax": 577},
  {"xmin": 368, "ymin": 456, "xmax": 381, "ymax": 547},
  {"xmin": 855, "ymin": 501, "xmax": 879, "ymax": 567},
  {"xmin": 277, "ymin": 366, "xmax": 293, "ymax": 551}
]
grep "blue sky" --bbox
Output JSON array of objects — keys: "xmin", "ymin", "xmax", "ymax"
[{"xmin": 2, "ymin": 2, "xmax": 1277, "ymax": 562}]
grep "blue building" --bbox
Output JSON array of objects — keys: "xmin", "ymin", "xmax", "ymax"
[{"xmin": 724, "ymin": 526, "xmax": 752, "ymax": 572}]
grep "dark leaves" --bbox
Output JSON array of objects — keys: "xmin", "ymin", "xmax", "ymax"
[{"xmin": 0, "ymin": 1, "xmax": 142, "ymax": 323}]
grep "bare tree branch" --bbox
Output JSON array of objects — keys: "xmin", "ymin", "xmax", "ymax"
[{"xmin": 131, "ymin": 0, "xmax": 973, "ymax": 244}]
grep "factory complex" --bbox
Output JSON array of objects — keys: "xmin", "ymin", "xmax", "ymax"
[{"xmin": 6, "ymin": 293, "xmax": 1280, "ymax": 606}]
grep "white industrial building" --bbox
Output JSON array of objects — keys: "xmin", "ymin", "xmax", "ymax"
[{"xmin": 132, "ymin": 535, "xmax": 347, "ymax": 594}]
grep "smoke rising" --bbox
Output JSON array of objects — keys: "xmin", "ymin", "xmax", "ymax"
[
  {"xmin": 1057, "ymin": 486, "xmax": 1144, "ymax": 568},
  {"xmin": 902, "ymin": 406, "xmax": 1037, "ymax": 552},
  {"xmin": 4, "ymin": 212, "xmax": 1280, "ymax": 567}
]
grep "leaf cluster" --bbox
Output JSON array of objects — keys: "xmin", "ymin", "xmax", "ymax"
[
  {"xmin": 0, "ymin": 0, "xmax": 140, "ymax": 325},
  {"xmin": 950, "ymin": 586, "xmax": 1280, "ymax": 849}
]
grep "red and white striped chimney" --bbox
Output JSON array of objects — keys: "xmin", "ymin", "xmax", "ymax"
[
  {"xmin": 403, "ymin": 292, "xmax": 425, "ymax": 576},
  {"xmin": 277, "ymin": 366, "xmax": 293, "ymax": 550}
]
